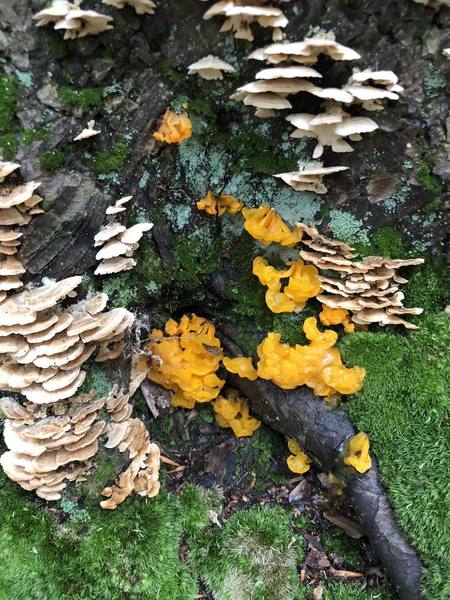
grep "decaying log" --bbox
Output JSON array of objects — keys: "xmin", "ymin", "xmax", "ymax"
[{"xmin": 221, "ymin": 331, "xmax": 423, "ymax": 600}]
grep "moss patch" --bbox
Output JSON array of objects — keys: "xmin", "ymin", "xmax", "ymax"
[
  {"xmin": 58, "ymin": 85, "xmax": 104, "ymax": 112},
  {"xmin": 0, "ymin": 73, "xmax": 18, "ymax": 131},
  {"xmin": 39, "ymin": 148, "xmax": 66, "ymax": 173},
  {"xmin": 87, "ymin": 141, "xmax": 131, "ymax": 174},
  {"xmin": 340, "ymin": 312, "xmax": 450, "ymax": 599}
]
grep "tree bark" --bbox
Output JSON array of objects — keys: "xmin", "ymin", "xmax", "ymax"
[{"xmin": 221, "ymin": 331, "xmax": 424, "ymax": 600}]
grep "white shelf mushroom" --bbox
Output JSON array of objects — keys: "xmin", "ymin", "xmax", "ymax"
[
  {"xmin": 201, "ymin": 0, "xmax": 289, "ymax": 42},
  {"xmin": 286, "ymin": 106, "xmax": 379, "ymax": 158},
  {"xmin": 33, "ymin": 0, "xmax": 113, "ymax": 39},
  {"xmin": 74, "ymin": 120, "xmax": 101, "ymax": 141},
  {"xmin": 188, "ymin": 55, "xmax": 236, "ymax": 80},
  {"xmin": 274, "ymin": 161, "xmax": 349, "ymax": 194},
  {"xmin": 101, "ymin": 0, "xmax": 156, "ymax": 14}
]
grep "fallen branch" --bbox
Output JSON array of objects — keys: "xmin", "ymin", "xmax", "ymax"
[{"xmin": 220, "ymin": 331, "xmax": 423, "ymax": 600}]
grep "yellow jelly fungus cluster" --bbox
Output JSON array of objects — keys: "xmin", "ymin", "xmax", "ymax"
[
  {"xmin": 254, "ymin": 317, "xmax": 365, "ymax": 398},
  {"xmin": 153, "ymin": 108, "xmax": 192, "ymax": 144},
  {"xmin": 196, "ymin": 191, "xmax": 243, "ymax": 215},
  {"xmin": 286, "ymin": 439, "xmax": 311, "ymax": 474},
  {"xmin": 343, "ymin": 432, "xmax": 372, "ymax": 473},
  {"xmin": 242, "ymin": 204, "xmax": 303, "ymax": 247},
  {"xmin": 147, "ymin": 314, "xmax": 224, "ymax": 409},
  {"xmin": 213, "ymin": 389, "xmax": 261, "ymax": 438},
  {"xmin": 253, "ymin": 257, "xmax": 321, "ymax": 313},
  {"xmin": 222, "ymin": 356, "xmax": 258, "ymax": 380},
  {"xmin": 319, "ymin": 303, "xmax": 355, "ymax": 333}
]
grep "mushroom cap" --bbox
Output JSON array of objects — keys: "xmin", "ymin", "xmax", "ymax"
[
  {"xmin": 0, "ymin": 182, "xmax": 41, "ymax": 209},
  {"xmin": 0, "ymin": 296, "xmax": 36, "ymax": 326},
  {"xmin": 0, "ymin": 207, "xmax": 32, "ymax": 226},
  {"xmin": 188, "ymin": 55, "xmax": 236, "ymax": 74},
  {"xmin": 0, "ymin": 162, "xmax": 20, "ymax": 182},
  {"xmin": 120, "ymin": 222, "xmax": 153, "ymax": 245},
  {"xmin": 256, "ymin": 66, "xmax": 322, "ymax": 80},
  {"xmin": 22, "ymin": 370, "xmax": 86, "ymax": 404},
  {"xmin": 0, "ymin": 227, "xmax": 23, "ymax": 242},
  {"xmin": 94, "ymin": 222, "xmax": 126, "ymax": 246},
  {"xmin": 0, "ymin": 255, "xmax": 25, "ymax": 276},
  {"xmin": 24, "ymin": 276, "xmax": 83, "ymax": 312},
  {"xmin": 26, "ymin": 313, "xmax": 73, "ymax": 344},
  {"xmin": 351, "ymin": 69, "xmax": 399, "ymax": 85},
  {"xmin": 85, "ymin": 293, "xmax": 109, "ymax": 315},
  {"xmin": 243, "ymin": 92, "xmax": 292, "ymax": 109},
  {"xmin": 73, "ymin": 120, "xmax": 101, "ymax": 141},
  {"xmin": 81, "ymin": 307, "xmax": 134, "ymax": 343},
  {"xmin": 94, "ymin": 256, "xmax": 136, "ymax": 275}
]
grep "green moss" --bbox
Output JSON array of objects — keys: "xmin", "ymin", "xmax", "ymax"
[
  {"xmin": 39, "ymin": 148, "xmax": 66, "ymax": 173},
  {"xmin": 321, "ymin": 582, "xmax": 394, "ymax": 600},
  {"xmin": 0, "ymin": 74, "xmax": 18, "ymax": 131},
  {"xmin": 0, "ymin": 132, "xmax": 19, "ymax": 160},
  {"xmin": 340, "ymin": 313, "xmax": 450, "ymax": 598},
  {"xmin": 403, "ymin": 253, "xmax": 450, "ymax": 311},
  {"xmin": 88, "ymin": 142, "xmax": 131, "ymax": 174},
  {"xmin": 424, "ymin": 64, "xmax": 446, "ymax": 99},
  {"xmin": 159, "ymin": 56, "xmax": 185, "ymax": 85},
  {"xmin": 416, "ymin": 162, "xmax": 443, "ymax": 196},
  {"xmin": 81, "ymin": 363, "xmax": 112, "ymax": 397},
  {"xmin": 189, "ymin": 506, "xmax": 301, "ymax": 600},
  {"xmin": 58, "ymin": 86, "xmax": 104, "ymax": 112},
  {"xmin": 322, "ymin": 530, "xmax": 363, "ymax": 570},
  {"xmin": 370, "ymin": 226, "xmax": 405, "ymax": 258},
  {"xmin": 50, "ymin": 35, "xmax": 68, "ymax": 59},
  {"xmin": 99, "ymin": 271, "xmax": 138, "ymax": 308}
]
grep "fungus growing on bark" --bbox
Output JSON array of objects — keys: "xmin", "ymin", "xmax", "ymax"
[
  {"xmin": 255, "ymin": 317, "xmax": 365, "ymax": 398},
  {"xmin": 242, "ymin": 204, "xmax": 302, "ymax": 246},
  {"xmin": 286, "ymin": 105, "xmax": 378, "ymax": 158},
  {"xmin": 153, "ymin": 109, "xmax": 192, "ymax": 144},
  {"xmin": 252, "ymin": 256, "xmax": 321, "ymax": 313},
  {"xmin": 411, "ymin": 0, "xmax": 450, "ymax": 8},
  {"xmin": 274, "ymin": 161, "xmax": 349, "ymax": 194},
  {"xmin": 73, "ymin": 120, "xmax": 101, "ymax": 141},
  {"xmin": 102, "ymin": 0, "xmax": 156, "ymax": 14},
  {"xmin": 94, "ymin": 203, "xmax": 153, "ymax": 275},
  {"xmin": 212, "ymin": 389, "xmax": 261, "ymax": 437},
  {"xmin": 0, "ymin": 162, "xmax": 20, "ymax": 183},
  {"xmin": 188, "ymin": 55, "xmax": 236, "ymax": 80},
  {"xmin": 345, "ymin": 69, "xmax": 404, "ymax": 111},
  {"xmin": 147, "ymin": 314, "xmax": 224, "ymax": 409},
  {"xmin": 100, "ymin": 385, "xmax": 160, "ymax": 509},
  {"xmin": 196, "ymin": 190, "xmax": 243, "ymax": 215},
  {"xmin": 201, "ymin": 0, "xmax": 290, "ymax": 42},
  {"xmin": 222, "ymin": 356, "xmax": 258, "ymax": 380},
  {"xmin": 343, "ymin": 432, "xmax": 372, "ymax": 474},
  {"xmin": 286, "ymin": 438, "xmax": 311, "ymax": 474},
  {"xmin": 297, "ymin": 223, "xmax": 424, "ymax": 329},
  {"xmin": 33, "ymin": 0, "xmax": 113, "ymax": 39},
  {"xmin": 319, "ymin": 304, "xmax": 355, "ymax": 333}
]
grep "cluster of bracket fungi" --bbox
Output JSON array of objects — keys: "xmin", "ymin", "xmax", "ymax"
[{"xmin": 0, "ymin": 164, "xmax": 160, "ymax": 506}]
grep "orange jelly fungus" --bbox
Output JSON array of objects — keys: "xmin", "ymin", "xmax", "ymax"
[
  {"xmin": 196, "ymin": 191, "xmax": 243, "ymax": 215},
  {"xmin": 287, "ymin": 439, "xmax": 311, "ymax": 474},
  {"xmin": 253, "ymin": 257, "xmax": 321, "ymax": 313},
  {"xmin": 147, "ymin": 314, "xmax": 224, "ymax": 409},
  {"xmin": 213, "ymin": 390, "xmax": 261, "ymax": 437},
  {"xmin": 242, "ymin": 204, "xmax": 303, "ymax": 247},
  {"xmin": 222, "ymin": 356, "xmax": 258, "ymax": 381},
  {"xmin": 256, "ymin": 317, "xmax": 365, "ymax": 398},
  {"xmin": 343, "ymin": 432, "xmax": 372, "ymax": 474},
  {"xmin": 153, "ymin": 109, "xmax": 192, "ymax": 144},
  {"xmin": 319, "ymin": 303, "xmax": 355, "ymax": 333}
]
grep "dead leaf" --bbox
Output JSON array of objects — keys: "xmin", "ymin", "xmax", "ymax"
[
  {"xmin": 324, "ymin": 511, "xmax": 364, "ymax": 539},
  {"xmin": 208, "ymin": 509, "xmax": 222, "ymax": 527},
  {"xmin": 313, "ymin": 586, "xmax": 323, "ymax": 599},
  {"xmin": 289, "ymin": 478, "xmax": 310, "ymax": 503},
  {"xmin": 306, "ymin": 546, "xmax": 331, "ymax": 570},
  {"xmin": 329, "ymin": 567, "xmax": 364, "ymax": 579},
  {"xmin": 160, "ymin": 455, "xmax": 184, "ymax": 468}
]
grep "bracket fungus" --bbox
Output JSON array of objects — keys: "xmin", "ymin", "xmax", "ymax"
[
  {"xmin": 33, "ymin": 0, "xmax": 113, "ymax": 39},
  {"xmin": 73, "ymin": 120, "xmax": 101, "ymax": 141},
  {"xmin": 188, "ymin": 55, "xmax": 236, "ymax": 80},
  {"xmin": 274, "ymin": 161, "xmax": 349, "ymax": 194},
  {"xmin": 147, "ymin": 314, "xmax": 225, "ymax": 409},
  {"xmin": 94, "ymin": 200, "xmax": 153, "ymax": 276},
  {"xmin": 297, "ymin": 223, "xmax": 424, "ymax": 329},
  {"xmin": 102, "ymin": 0, "xmax": 156, "ymax": 14},
  {"xmin": 200, "ymin": 0, "xmax": 291, "ymax": 42},
  {"xmin": 286, "ymin": 105, "xmax": 379, "ymax": 158},
  {"xmin": 344, "ymin": 69, "xmax": 404, "ymax": 111},
  {"xmin": 153, "ymin": 109, "xmax": 192, "ymax": 144},
  {"xmin": 411, "ymin": 0, "xmax": 450, "ymax": 7}
]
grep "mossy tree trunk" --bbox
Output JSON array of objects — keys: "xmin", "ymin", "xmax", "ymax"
[{"xmin": 1, "ymin": 0, "xmax": 449, "ymax": 598}]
